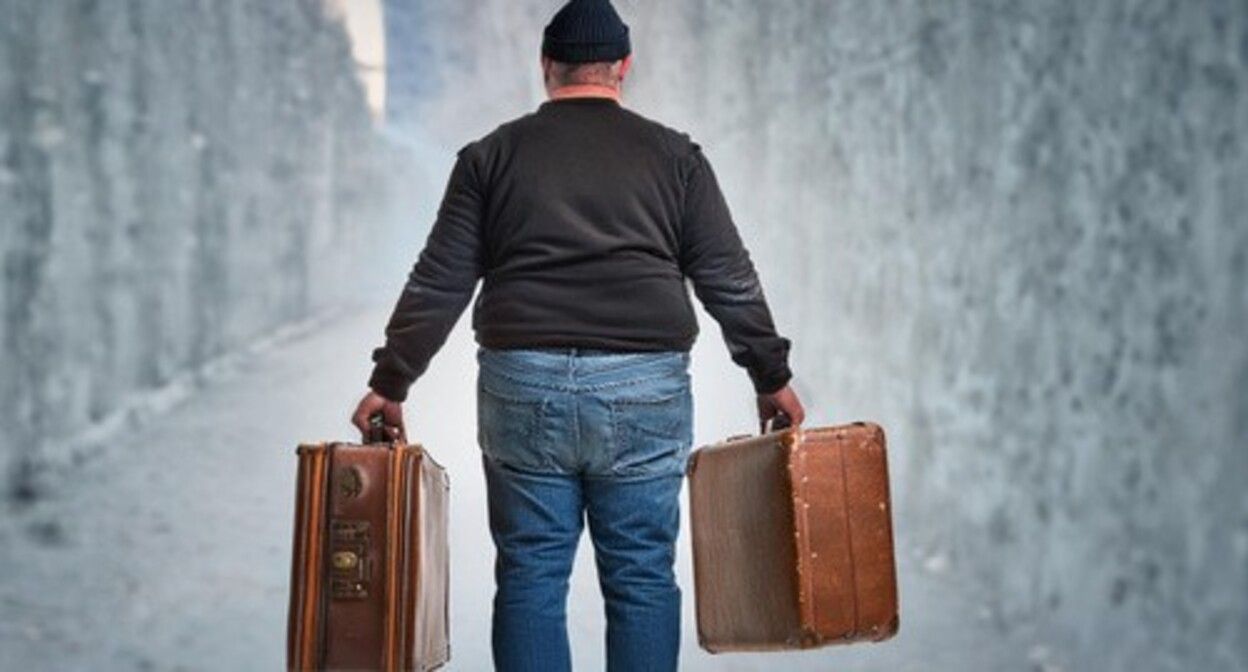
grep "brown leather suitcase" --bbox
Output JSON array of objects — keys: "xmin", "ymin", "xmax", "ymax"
[
  {"xmin": 287, "ymin": 434, "xmax": 450, "ymax": 671},
  {"xmin": 687, "ymin": 422, "xmax": 899, "ymax": 652}
]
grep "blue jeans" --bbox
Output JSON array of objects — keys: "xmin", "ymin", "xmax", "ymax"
[{"xmin": 476, "ymin": 347, "xmax": 694, "ymax": 672}]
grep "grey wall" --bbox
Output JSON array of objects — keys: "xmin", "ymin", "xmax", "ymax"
[
  {"xmin": 386, "ymin": 1, "xmax": 1248, "ymax": 669},
  {"xmin": 0, "ymin": 1, "xmax": 402, "ymax": 484}
]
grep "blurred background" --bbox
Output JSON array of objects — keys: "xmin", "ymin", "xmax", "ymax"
[{"xmin": 1, "ymin": 1, "xmax": 1245, "ymax": 670}]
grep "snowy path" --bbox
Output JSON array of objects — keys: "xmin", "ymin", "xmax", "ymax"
[{"xmin": 0, "ymin": 306, "xmax": 1041, "ymax": 671}]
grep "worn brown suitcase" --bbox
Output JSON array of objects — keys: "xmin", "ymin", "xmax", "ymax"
[
  {"xmin": 687, "ymin": 422, "xmax": 899, "ymax": 652},
  {"xmin": 287, "ymin": 430, "xmax": 450, "ymax": 671}
]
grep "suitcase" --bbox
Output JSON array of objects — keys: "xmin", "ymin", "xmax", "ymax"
[
  {"xmin": 686, "ymin": 422, "xmax": 899, "ymax": 652},
  {"xmin": 287, "ymin": 427, "xmax": 450, "ymax": 671}
]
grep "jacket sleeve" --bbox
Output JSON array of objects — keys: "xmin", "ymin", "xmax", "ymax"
[
  {"xmin": 368, "ymin": 147, "xmax": 485, "ymax": 402},
  {"xmin": 678, "ymin": 148, "xmax": 793, "ymax": 395}
]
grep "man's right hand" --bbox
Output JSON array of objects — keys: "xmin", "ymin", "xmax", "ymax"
[
  {"xmin": 351, "ymin": 390, "xmax": 406, "ymax": 443},
  {"xmin": 756, "ymin": 384, "xmax": 805, "ymax": 434}
]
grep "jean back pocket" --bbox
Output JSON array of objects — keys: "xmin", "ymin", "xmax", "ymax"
[
  {"xmin": 478, "ymin": 382, "xmax": 555, "ymax": 473},
  {"xmin": 608, "ymin": 388, "xmax": 692, "ymax": 478}
]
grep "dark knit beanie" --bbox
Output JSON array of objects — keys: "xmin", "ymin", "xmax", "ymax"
[{"xmin": 542, "ymin": 0, "xmax": 631, "ymax": 63}]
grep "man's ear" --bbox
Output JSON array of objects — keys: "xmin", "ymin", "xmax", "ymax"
[
  {"xmin": 540, "ymin": 55, "xmax": 554, "ymax": 86},
  {"xmin": 618, "ymin": 54, "xmax": 633, "ymax": 80}
]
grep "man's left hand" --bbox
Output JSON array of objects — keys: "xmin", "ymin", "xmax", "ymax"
[
  {"xmin": 757, "ymin": 384, "xmax": 805, "ymax": 434},
  {"xmin": 351, "ymin": 390, "xmax": 406, "ymax": 443}
]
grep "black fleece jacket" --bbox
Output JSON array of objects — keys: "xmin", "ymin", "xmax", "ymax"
[{"xmin": 369, "ymin": 97, "xmax": 792, "ymax": 401}]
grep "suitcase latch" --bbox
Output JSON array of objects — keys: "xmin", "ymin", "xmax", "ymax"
[
  {"xmin": 329, "ymin": 520, "xmax": 372, "ymax": 600},
  {"xmin": 332, "ymin": 551, "xmax": 360, "ymax": 570}
]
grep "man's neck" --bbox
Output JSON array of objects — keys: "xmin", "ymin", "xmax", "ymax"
[{"xmin": 548, "ymin": 84, "xmax": 620, "ymax": 101}]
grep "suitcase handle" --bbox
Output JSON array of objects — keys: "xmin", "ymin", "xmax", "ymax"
[
  {"xmin": 366, "ymin": 412, "xmax": 401, "ymax": 445},
  {"xmin": 763, "ymin": 412, "xmax": 792, "ymax": 435}
]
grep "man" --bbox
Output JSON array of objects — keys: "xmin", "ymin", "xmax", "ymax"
[{"xmin": 351, "ymin": 0, "xmax": 803, "ymax": 669}]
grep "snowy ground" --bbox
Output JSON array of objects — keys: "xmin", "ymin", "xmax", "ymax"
[{"xmin": 0, "ymin": 305, "xmax": 1051, "ymax": 671}]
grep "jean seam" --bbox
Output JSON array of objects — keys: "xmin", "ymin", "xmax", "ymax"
[
  {"xmin": 483, "ymin": 368, "xmax": 684, "ymax": 394},
  {"xmin": 480, "ymin": 348, "xmax": 683, "ymax": 370},
  {"xmin": 480, "ymin": 380, "xmax": 544, "ymax": 404}
]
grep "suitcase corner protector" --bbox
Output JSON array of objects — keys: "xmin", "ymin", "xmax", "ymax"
[
  {"xmin": 878, "ymin": 613, "xmax": 900, "ymax": 640},
  {"xmin": 695, "ymin": 632, "xmax": 722, "ymax": 654},
  {"xmin": 295, "ymin": 442, "xmax": 328, "ymax": 455}
]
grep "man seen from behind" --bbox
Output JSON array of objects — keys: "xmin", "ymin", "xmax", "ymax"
[{"xmin": 352, "ymin": 1, "xmax": 804, "ymax": 669}]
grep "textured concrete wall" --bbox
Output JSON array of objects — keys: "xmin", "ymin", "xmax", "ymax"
[
  {"xmin": 0, "ymin": 1, "xmax": 396, "ymax": 484},
  {"xmin": 386, "ymin": 1, "xmax": 1248, "ymax": 669}
]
